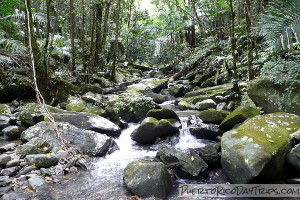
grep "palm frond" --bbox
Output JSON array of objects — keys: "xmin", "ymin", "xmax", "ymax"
[
  {"xmin": 253, "ymin": 0, "xmax": 300, "ymax": 51},
  {"xmin": 0, "ymin": 30, "xmax": 27, "ymax": 54}
]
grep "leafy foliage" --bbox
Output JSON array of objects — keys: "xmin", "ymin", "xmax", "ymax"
[{"xmin": 253, "ymin": 0, "xmax": 300, "ymax": 51}]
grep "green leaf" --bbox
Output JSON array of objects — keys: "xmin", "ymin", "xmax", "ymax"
[{"xmin": 217, "ymin": 1, "xmax": 231, "ymax": 9}]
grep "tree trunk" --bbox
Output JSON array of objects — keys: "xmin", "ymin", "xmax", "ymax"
[
  {"xmin": 229, "ymin": 0, "xmax": 241, "ymax": 99},
  {"xmin": 245, "ymin": 0, "xmax": 254, "ymax": 80},
  {"xmin": 70, "ymin": 0, "xmax": 75, "ymax": 71},
  {"xmin": 99, "ymin": 1, "xmax": 112, "ymax": 64},
  {"xmin": 94, "ymin": 3, "xmax": 103, "ymax": 68}
]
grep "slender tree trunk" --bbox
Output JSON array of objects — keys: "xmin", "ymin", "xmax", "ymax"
[
  {"xmin": 81, "ymin": 0, "xmax": 86, "ymax": 74},
  {"xmin": 109, "ymin": 0, "xmax": 122, "ymax": 82},
  {"xmin": 100, "ymin": 1, "xmax": 112, "ymax": 63},
  {"xmin": 229, "ymin": 0, "xmax": 241, "ymax": 99},
  {"xmin": 94, "ymin": 3, "xmax": 103, "ymax": 68},
  {"xmin": 70, "ymin": 0, "xmax": 75, "ymax": 71},
  {"xmin": 89, "ymin": 4, "xmax": 96, "ymax": 71},
  {"xmin": 245, "ymin": 0, "xmax": 254, "ymax": 80}
]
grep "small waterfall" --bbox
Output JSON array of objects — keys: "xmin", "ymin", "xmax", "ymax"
[{"xmin": 154, "ymin": 38, "xmax": 161, "ymax": 57}]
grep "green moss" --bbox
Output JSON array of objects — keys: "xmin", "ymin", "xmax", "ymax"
[
  {"xmin": 178, "ymin": 100, "xmax": 195, "ymax": 110},
  {"xmin": 0, "ymin": 104, "xmax": 10, "ymax": 114},
  {"xmin": 66, "ymin": 96, "xmax": 86, "ymax": 112},
  {"xmin": 198, "ymin": 109, "xmax": 229, "ymax": 124}
]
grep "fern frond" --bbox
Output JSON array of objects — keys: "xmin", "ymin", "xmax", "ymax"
[{"xmin": 253, "ymin": 0, "xmax": 300, "ymax": 51}]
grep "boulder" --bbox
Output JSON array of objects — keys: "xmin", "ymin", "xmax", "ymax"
[
  {"xmin": 2, "ymin": 126, "xmax": 26, "ymax": 139},
  {"xmin": 286, "ymin": 144, "xmax": 300, "ymax": 171},
  {"xmin": 126, "ymin": 78, "xmax": 168, "ymax": 94},
  {"xmin": 21, "ymin": 122, "xmax": 118, "ymax": 157},
  {"xmin": 221, "ymin": 112, "xmax": 300, "ymax": 183},
  {"xmin": 79, "ymin": 84, "xmax": 103, "ymax": 95},
  {"xmin": 147, "ymin": 108, "xmax": 180, "ymax": 121},
  {"xmin": 16, "ymin": 138, "xmax": 53, "ymax": 156},
  {"xmin": 198, "ymin": 109, "xmax": 229, "ymax": 124},
  {"xmin": 0, "ymin": 104, "xmax": 11, "ymax": 114},
  {"xmin": 25, "ymin": 154, "xmax": 59, "ymax": 168},
  {"xmin": 157, "ymin": 145, "xmax": 208, "ymax": 178},
  {"xmin": 220, "ymin": 105, "xmax": 260, "ymax": 130},
  {"xmin": 0, "ymin": 176, "xmax": 12, "ymax": 187},
  {"xmin": 131, "ymin": 117, "xmax": 180, "ymax": 144},
  {"xmin": 131, "ymin": 62, "xmax": 152, "ymax": 72},
  {"xmin": 81, "ymin": 92, "xmax": 104, "ymax": 105},
  {"xmin": 193, "ymin": 144, "xmax": 220, "ymax": 167},
  {"xmin": 142, "ymin": 88, "xmax": 171, "ymax": 104},
  {"xmin": 0, "ymin": 115, "xmax": 10, "ymax": 130},
  {"xmin": 195, "ymin": 99, "xmax": 217, "ymax": 111},
  {"xmin": 178, "ymin": 84, "xmax": 233, "ymax": 110},
  {"xmin": 200, "ymin": 76, "xmax": 216, "ymax": 88},
  {"xmin": 248, "ymin": 78, "xmax": 300, "ymax": 115},
  {"xmin": 0, "ymin": 154, "xmax": 11, "ymax": 167},
  {"xmin": 167, "ymin": 84, "xmax": 186, "ymax": 97},
  {"xmin": 28, "ymin": 176, "xmax": 46, "ymax": 191},
  {"xmin": 124, "ymin": 161, "xmax": 171, "ymax": 199},
  {"xmin": 189, "ymin": 123, "xmax": 222, "ymax": 140},
  {"xmin": 0, "ymin": 143, "xmax": 16, "ymax": 153},
  {"xmin": 66, "ymin": 96, "xmax": 86, "ymax": 112},
  {"xmin": 0, "ymin": 166, "xmax": 20, "ymax": 177}
]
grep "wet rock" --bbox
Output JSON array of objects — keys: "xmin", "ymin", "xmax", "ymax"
[
  {"xmin": 248, "ymin": 78, "xmax": 300, "ymax": 115},
  {"xmin": 16, "ymin": 166, "xmax": 37, "ymax": 177},
  {"xmin": 16, "ymin": 138, "xmax": 53, "ymax": 156},
  {"xmin": 81, "ymin": 92, "xmax": 104, "ymax": 104},
  {"xmin": 0, "ymin": 185, "xmax": 11, "ymax": 198},
  {"xmin": 216, "ymin": 102, "xmax": 227, "ymax": 111},
  {"xmin": 6, "ymin": 159, "xmax": 21, "ymax": 167},
  {"xmin": 0, "ymin": 143, "xmax": 16, "ymax": 153},
  {"xmin": 25, "ymin": 154, "xmax": 59, "ymax": 168},
  {"xmin": 220, "ymin": 104, "xmax": 260, "ymax": 130},
  {"xmin": 0, "ymin": 176, "xmax": 12, "ymax": 187},
  {"xmin": 156, "ymin": 145, "xmax": 208, "ymax": 179},
  {"xmin": 290, "ymin": 129, "xmax": 300, "ymax": 143},
  {"xmin": 2, "ymin": 126, "xmax": 26, "ymax": 139},
  {"xmin": 189, "ymin": 123, "xmax": 223, "ymax": 140},
  {"xmin": 286, "ymin": 144, "xmax": 300, "ymax": 171},
  {"xmin": 198, "ymin": 109, "xmax": 229, "ymax": 124},
  {"xmin": 147, "ymin": 108, "xmax": 180, "ymax": 121},
  {"xmin": 167, "ymin": 84, "xmax": 186, "ymax": 97},
  {"xmin": 200, "ymin": 76, "xmax": 216, "ymax": 88},
  {"xmin": 28, "ymin": 176, "xmax": 46, "ymax": 191},
  {"xmin": 221, "ymin": 112, "xmax": 300, "ymax": 183},
  {"xmin": 124, "ymin": 161, "xmax": 171, "ymax": 199},
  {"xmin": 0, "ymin": 166, "xmax": 20, "ymax": 176},
  {"xmin": 193, "ymin": 143, "xmax": 220, "ymax": 167},
  {"xmin": 131, "ymin": 117, "xmax": 180, "ymax": 144},
  {"xmin": 195, "ymin": 99, "xmax": 217, "ymax": 111},
  {"xmin": 0, "ymin": 115, "xmax": 10, "ymax": 130},
  {"xmin": 0, "ymin": 154, "xmax": 11, "ymax": 167},
  {"xmin": 142, "ymin": 88, "xmax": 171, "ymax": 104},
  {"xmin": 21, "ymin": 122, "xmax": 118, "ymax": 156},
  {"xmin": 0, "ymin": 104, "xmax": 11, "ymax": 114},
  {"xmin": 126, "ymin": 78, "xmax": 168, "ymax": 94}
]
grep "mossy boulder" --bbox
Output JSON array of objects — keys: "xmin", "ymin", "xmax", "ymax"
[
  {"xmin": 81, "ymin": 92, "xmax": 104, "ymax": 105},
  {"xmin": 286, "ymin": 144, "xmax": 300, "ymax": 171},
  {"xmin": 25, "ymin": 154, "xmax": 59, "ymax": 168},
  {"xmin": 66, "ymin": 96, "xmax": 86, "ymax": 112},
  {"xmin": 131, "ymin": 62, "xmax": 152, "ymax": 72},
  {"xmin": 198, "ymin": 109, "xmax": 229, "ymax": 124},
  {"xmin": 248, "ymin": 78, "xmax": 300, "ymax": 115},
  {"xmin": 131, "ymin": 117, "xmax": 180, "ymax": 144},
  {"xmin": 126, "ymin": 78, "xmax": 168, "ymax": 94},
  {"xmin": 16, "ymin": 138, "xmax": 52, "ymax": 156},
  {"xmin": 178, "ymin": 84, "xmax": 233, "ymax": 110},
  {"xmin": 79, "ymin": 84, "xmax": 103, "ymax": 95},
  {"xmin": 51, "ymin": 78, "xmax": 78, "ymax": 102},
  {"xmin": 221, "ymin": 112, "xmax": 300, "ymax": 183},
  {"xmin": 2, "ymin": 126, "xmax": 26, "ymax": 139},
  {"xmin": 220, "ymin": 105, "xmax": 260, "ymax": 130},
  {"xmin": 195, "ymin": 99, "xmax": 217, "ymax": 111},
  {"xmin": 0, "ymin": 104, "xmax": 11, "ymax": 115},
  {"xmin": 200, "ymin": 76, "xmax": 216, "ymax": 88},
  {"xmin": 147, "ymin": 108, "xmax": 180, "ymax": 121},
  {"xmin": 124, "ymin": 161, "xmax": 171, "ymax": 199},
  {"xmin": 167, "ymin": 84, "xmax": 186, "ymax": 97}
]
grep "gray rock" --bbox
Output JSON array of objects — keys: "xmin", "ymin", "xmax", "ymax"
[
  {"xmin": 6, "ymin": 159, "xmax": 21, "ymax": 167},
  {"xmin": 25, "ymin": 154, "xmax": 59, "ymax": 168},
  {"xmin": 28, "ymin": 176, "xmax": 46, "ymax": 191},
  {"xmin": 0, "ymin": 154, "xmax": 11, "ymax": 167},
  {"xmin": 124, "ymin": 161, "xmax": 171, "ymax": 199},
  {"xmin": 156, "ymin": 145, "xmax": 208, "ymax": 179},
  {"xmin": 189, "ymin": 123, "xmax": 223, "ymax": 140},
  {"xmin": 221, "ymin": 112, "xmax": 300, "ymax": 183},
  {"xmin": 290, "ymin": 129, "xmax": 300, "ymax": 143},
  {"xmin": 0, "ymin": 166, "xmax": 21, "ymax": 176},
  {"xmin": 193, "ymin": 143, "xmax": 220, "ymax": 167},
  {"xmin": 198, "ymin": 109, "xmax": 229, "ymax": 124},
  {"xmin": 131, "ymin": 117, "xmax": 180, "ymax": 144},
  {"xmin": 16, "ymin": 138, "xmax": 53, "ymax": 156},
  {"xmin": 0, "ymin": 143, "xmax": 16, "ymax": 153},
  {"xmin": 286, "ymin": 144, "xmax": 300, "ymax": 171},
  {"xmin": 21, "ymin": 122, "xmax": 118, "ymax": 157},
  {"xmin": 16, "ymin": 166, "xmax": 37, "ymax": 177},
  {"xmin": 0, "ymin": 176, "xmax": 12, "ymax": 187},
  {"xmin": 2, "ymin": 126, "xmax": 26, "ymax": 139},
  {"xmin": 0, "ymin": 115, "xmax": 10, "ymax": 130}
]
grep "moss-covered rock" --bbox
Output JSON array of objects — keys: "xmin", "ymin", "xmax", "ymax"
[
  {"xmin": 0, "ymin": 104, "xmax": 11, "ymax": 115},
  {"xmin": 221, "ymin": 112, "xmax": 300, "ymax": 183},
  {"xmin": 198, "ymin": 109, "xmax": 229, "ymax": 124},
  {"xmin": 195, "ymin": 99, "xmax": 217, "ymax": 111},
  {"xmin": 81, "ymin": 92, "xmax": 104, "ymax": 105},
  {"xmin": 2, "ymin": 126, "xmax": 26, "ymax": 139},
  {"xmin": 124, "ymin": 161, "xmax": 171, "ymax": 199},
  {"xmin": 66, "ymin": 96, "xmax": 86, "ymax": 112},
  {"xmin": 25, "ymin": 154, "xmax": 59, "ymax": 168},
  {"xmin": 248, "ymin": 78, "xmax": 300, "ymax": 115},
  {"xmin": 147, "ymin": 108, "xmax": 180, "ymax": 121},
  {"xmin": 131, "ymin": 117, "xmax": 180, "ymax": 144},
  {"xmin": 200, "ymin": 76, "xmax": 216, "ymax": 88},
  {"xmin": 50, "ymin": 78, "xmax": 78, "ymax": 102},
  {"xmin": 167, "ymin": 84, "xmax": 186, "ymax": 97},
  {"xmin": 220, "ymin": 105, "xmax": 260, "ymax": 130},
  {"xmin": 178, "ymin": 84, "xmax": 233, "ymax": 110},
  {"xmin": 286, "ymin": 144, "xmax": 300, "ymax": 171},
  {"xmin": 16, "ymin": 138, "xmax": 52, "ymax": 156},
  {"xmin": 79, "ymin": 84, "xmax": 103, "ymax": 95},
  {"xmin": 125, "ymin": 78, "xmax": 168, "ymax": 94}
]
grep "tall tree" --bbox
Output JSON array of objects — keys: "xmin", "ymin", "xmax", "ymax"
[
  {"xmin": 245, "ymin": 0, "xmax": 254, "ymax": 80},
  {"xmin": 70, "ymin": 0, "xmax": 75, "ymax": 71}
]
